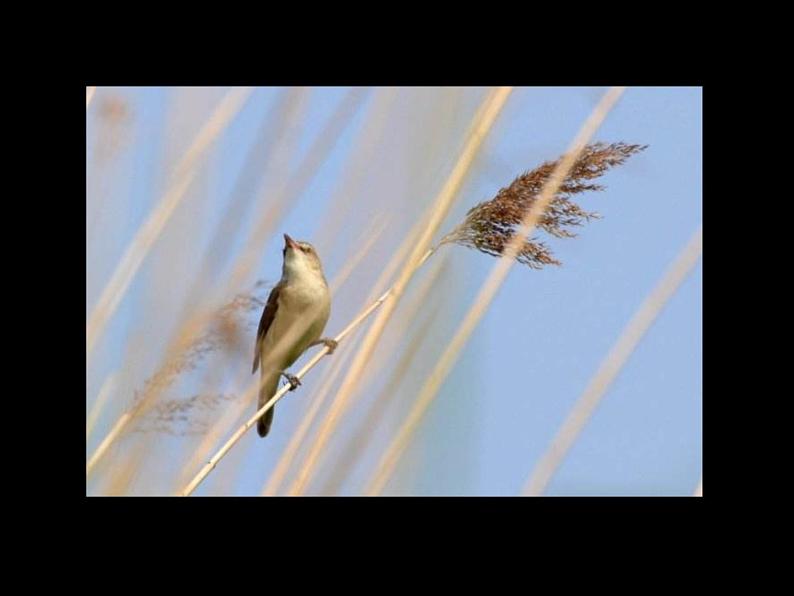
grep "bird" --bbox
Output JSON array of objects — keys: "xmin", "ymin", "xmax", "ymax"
[{"xmin": 252, "ymin": 233, "xmax": 336, "ymax": 437}]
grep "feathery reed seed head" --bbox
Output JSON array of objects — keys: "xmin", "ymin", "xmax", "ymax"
[
  {"xmin": 130, "ymin": 281, "xmax": 271, "ymax": 432},
  {"xmin": 134, "ymin": 393, "xmax": 239, "ymax": 436},
  {"xmin": 441, "ymin": 142, "xmax": 647, "ymax": 268}
]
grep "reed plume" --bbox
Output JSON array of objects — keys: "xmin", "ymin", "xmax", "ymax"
[
  {"xmin": 131, "ymin": 281, "xmax": 268, "ymax": 410},
  {"xmin": 440, "ymin": 142, "xmax": 647, "ymax": 268},
  {"xmin": 133, "ymin": 393, "xmax": 239, "ymax": 436}
]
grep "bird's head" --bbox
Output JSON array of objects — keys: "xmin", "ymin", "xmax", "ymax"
[{"xmin": 282, "ymin": 233, "xmax": 325, "ymax": 280}]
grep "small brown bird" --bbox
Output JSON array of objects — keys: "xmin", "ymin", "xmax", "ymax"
[{"xmin": 252, "ymin": 234, "xmax": 336, "ymax": 437}]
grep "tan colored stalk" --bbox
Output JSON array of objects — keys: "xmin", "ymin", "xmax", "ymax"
[
  {"xmin": 86, "ymin": 87, "xmax": 252, "ymax": 358},
  {"xmin": 694, "ymin": 478, "xmax": 702, "ymax": 497},
  {"xmin": 365, "ymin": 87, "xmax": 626, "ymax": 496},
  {"xmin": 102, "ymin": 448, "xmax": 141, "ymax": 496},
  {"xmin": 87, "ymin": 406, "xmax": 135, "ymax": 475},
  {"xmin": 522, "ymin": 226, "xmax": 702, "ymax": 496},
  {"xmin": 286, "ymin": 87, "xmax": 512, "ymax": 496},
  {"xmin": 96, "ymin": 403, "xmax": 158, "ymax": 495}
]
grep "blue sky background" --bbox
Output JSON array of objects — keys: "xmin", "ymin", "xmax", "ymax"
[{"xmin": 86, "ymin": 87, "xmax": 701, "ymax": 496}]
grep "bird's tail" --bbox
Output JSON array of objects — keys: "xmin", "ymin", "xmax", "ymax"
[{"xmin": 257, "ymin": 372, "xmax": 280, "ymax": 438}]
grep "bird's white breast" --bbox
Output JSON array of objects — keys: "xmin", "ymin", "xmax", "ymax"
[{"xmin": 261, "ymin": 270, "xmax": 330, "ymax": 370}]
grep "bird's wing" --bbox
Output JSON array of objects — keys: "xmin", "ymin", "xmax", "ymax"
[{"xmin": 252, "ymin": 282, "xmax": 282, "ymax": 374}]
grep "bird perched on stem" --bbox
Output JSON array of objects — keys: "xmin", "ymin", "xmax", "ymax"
[{"xmin": 252, "ymin": 234, "xmax": 336, "ymax": 437}]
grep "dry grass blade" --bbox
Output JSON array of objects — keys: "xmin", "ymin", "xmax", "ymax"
[
  {"xmin": 101, "ymin": 446, "xmax": 143, "ymax": 496},
  {"xmin": 522, "ymin": 226, "xmax": 702, "ymax": 496},
  {"xmin": 694, "ymin": 478, "xmax": 702, "ymax": 497},
  {"xmin": 87, "ymin": 409, "xmax": 135, "ymax": 475},
  {"xmin": 364, "ymin": 87, "xmax": 626, "ymax": 496},
  {"xmin": 99, "ymin": 419, "xmax": 159, "ymax": 495},
  {"xmin": 86, "ymin": 87, "xmax": 252, "ymax": 358},
  {"xmin": 287, "ymin": 87, "xmax": 513, "ymax": 496}
]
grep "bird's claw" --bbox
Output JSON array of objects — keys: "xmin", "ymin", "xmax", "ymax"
[
  {"xmin": 281, "ymin": 372, "xmax": 301, "ymax": 391},
  {"xmin": 321, "ymin": 338, "xmax": 338, "ymax": 354}
]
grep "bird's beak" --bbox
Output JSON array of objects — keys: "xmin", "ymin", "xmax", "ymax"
[{"xmin": 284, "ymin": 233, "xmax": 300, "ymax": 251}]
